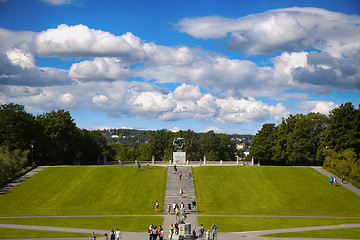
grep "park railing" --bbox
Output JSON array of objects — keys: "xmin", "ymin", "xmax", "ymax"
[{"xmin": 105, "ymin": 160, "xmax": 253, "ymax": 166}]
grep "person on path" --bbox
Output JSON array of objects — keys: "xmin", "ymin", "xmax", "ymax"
[
  {"xmin": 188, "ymin": 171, "xmax": 192, "ymax": 181},
  {"xmin": 174, "ymin": 222, "xmax": 179, "ymax": 235},
  {"xmin": 179, "ymin": 187, "xmax": 183, "ymax": 198},
  {"xmin": 172, "ymin": 202, "xmax": 177, "ymax": 215},
  {"xmin": 115, "ymin": 228, "xmax": 122, "ymax": 240},
  {"xmin": 104, "ymin": 233, "xmax": 109, "ymax": 240},
  {"xmin": 192, "ymin": 199, "xmax": 197, "ymax": 212},
  {"xmin": 152, "ymin": 226, "xmax": 159, "ymax": 240},
  {"xmin": 211, "ymin": 223, "xmax": 217, "ymax": 240},
  {"xmin": 110, "ymin": 229, "xmax": 115, "ymax": 240},
  {"xmin": 180, "ymin": 201, "xmax": 184, "ymax": 211},
  {"xmin": 91, "ymin": 232, "xmax": 96, "ymax": 240},
  {"xmin": 167, "ymin": 203, "xmax": 171, "ymax": 215},
  {"xmin": 206, "ymin": 230, "xmax": 210, "ymax": 240},
  {"xmin": 334, "ymin": 176, "xmax": 337, "ymax": 186},
  {"xmin": 169, "ymin": 223, "xmax": 174, "ymax": 240},
  {"xmin": 159, "ymin": 226, "xmax": 164, "ymax": 240},
  {"xmin": 179, "ymin": 171, "xmax": 182, "ymax": 180},
  {"xmin": 148, "ymin": 224, "xmax": 153, "ymax": 240},
  {"xmin": 330, "ymin": 176, "xmax": 333, "ymax": 186},
  {"xmin": 342, "ymin": 176, "xmax": 345, "ymax": 184},
  {"xmin": 197, "ymin": 225, "xmax": 204, "ymax": 240},
  {"xmin": 147, "ymin": 162, "xmax": 149, "ymax": 169},
  {"xmin": 155, "ymin": 200, "xmax": 159, "ymax": 212},
  {"xmin": 174, "ymin": 164, "xmax": 177, "ymax": 174},
  {"xmin": 138, "ymin": 162, "xmax": 140, "ymax": 171},
  {"xmin": 188, "ymin": 202, "xmax": 192, "ymax": 211}
]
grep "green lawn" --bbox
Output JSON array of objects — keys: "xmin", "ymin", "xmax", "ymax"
[
  {"xmin": 197, "ymin": 216, "xmax": 360, "ymax": 232},
  {"xmin": 192, "ymin": 166, "xmax": 360, "ymax": 216},
  {"xmin": 260, "ymin": 227, "xmax": 360, "ymax": 239},
  {"xmin": 0, "ymin": 228, "xmax": 90, "ymax": 239},
  {"xmin": 0, "ymin": 216, "xmax": 164, "ymax": 232},
  {"xmin": 0, "ymin": 165, "xmax": 167, "ymax": 216}
]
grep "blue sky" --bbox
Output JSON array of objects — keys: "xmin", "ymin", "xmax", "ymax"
[{"xmin": 0, "ymin": 0, "xmax": 359, "ymax": 134}]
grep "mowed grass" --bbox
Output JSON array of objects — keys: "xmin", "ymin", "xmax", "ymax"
[
  {"xmin": 0, "ymin": 228, "xmax": 90, "ymax": 239},
  {"xmin": 260, "ymin": 228, "xmax": 360, "ymax": 239},
  {"xmin": 0, "ymin": 165, "xmax": 167, "ymax": 216},
  {"xmin": 197, "ymin": 216, "xmax": 360, "ymax": 232},
  {"xmin": 192, "ymin": 166, "xmax": 360, "ymax": 216},
  {"xmin": 0, "ymin": 216, "xmax": 164, "ymax": 232}
]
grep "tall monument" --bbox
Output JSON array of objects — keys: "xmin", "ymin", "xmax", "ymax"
[{"xmin": 173, "ymin": 137, "xmax": 186, "ymax": 165}]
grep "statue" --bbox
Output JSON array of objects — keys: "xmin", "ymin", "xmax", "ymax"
[
  {"xmin": 173, "ymin": 137, "xmax": 185, "ymax": 152},
  {"xmin": 176, "ymin": 209, "xmax": 187, "ymax": 224}
]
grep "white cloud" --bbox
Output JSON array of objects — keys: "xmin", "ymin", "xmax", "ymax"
[
  {"xmin": 296, "ymin": 100, "xmax": 338, "ymax": 115},
  {"xmin": 202, "ymin": 126, "xmax": 223, "ymax": 133},
  {"xmin": 6, "ymin": 48, "xmax": 36, "ymax": 69},
  {"xmin": 177, "ymin": 7, "xmax": 360, "ymax": 57},
  {"xmin": 40, "ymin": 0, "xmax": 72, "ymax": 5},
  {"xmin": 69, "ymin": 58, "xmax": 131, "ymax": 81}
]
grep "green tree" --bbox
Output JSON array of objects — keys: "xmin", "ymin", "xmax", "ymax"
[
  {"xmin": 199, "ymin": 131, "xmax": 220, "ymax": 161},
  {"xmin": 148, "ymin": 129, "xmax": 174, "ymax": 161},
  {"xmin": 137, "ymin": 143, "xmax": 152, "ymax": 162},
  {"xmin": 0, "ymin": 103, "xmax": 37, "ymax": 153},
  {"xmin": 218, "ymin": 133, "xmax": 236, "ymax": 161},
  {"xmin": 36, "ymin": 110, "xmax": 79, "ymax": 165},
  {"xmin": 321, "ymin": 102, "xmax": 360, "ymax": 155},
  {"xmin": 250, "ymin": 123, "xmax": 276, "ymax": 165},
  {"xmin": 0, "ymin": 146, "xmax": 29, "ymax": 183}
]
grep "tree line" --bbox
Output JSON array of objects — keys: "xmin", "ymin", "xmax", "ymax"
[
  {"xmin": 0, "ymin": 103, "xmax": 241, "ymax": 183},
  {"xmin": 250, "ymin": 102, "xmax": 360, "ymax": 186}
]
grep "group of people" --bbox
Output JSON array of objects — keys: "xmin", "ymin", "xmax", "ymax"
[
  {"xmin": 148, "ymin": 224, "xmax": 165, "ymax": 240},
  {"xmin": 330, "ymin": 175, "xmax": 345, "ymax": 186},
  {"xmin": 165, "ymin": 199, "xmax": 197, "ymax": 215},
  {"xmin": 169, "ymin": 223, "xmax": 217, "ymax": 240},
  {"xmin": 90, "ymin": 228, "xmax": 122, "ymax": 240},
  {"xmin": 190, "ymin": 223, "xmax": 217, "ymax": 240}
]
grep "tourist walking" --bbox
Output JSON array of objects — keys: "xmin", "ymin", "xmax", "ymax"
[
  {"xmin": 341, "ymin": 176, "xmax": 345, "ymax": 184},
  {"xmin": 188, "ymin": 171, "xmax": 192, "ymax": 181},
  {"xmin": 172, "ymin": 202, "xmax": 177, "ymax": 215},
  {"xmin": 330, "ymin": 176, "xmax": 333, "ymax": 186},
  {"xmin": 152, "ymin": 226, "xmax": 159, "ymax": 240},
  {"xmin": 148, "ymin": 224, "xmax": 153, "ymax": 240},
  {"xmin": 211, "ymin": 223, "xmax": 217, "ymax": 240},
  {"xmin": 179, "ymin": 187, "xmax": 183, "ymax": 198},
  {"xmin": 91, "ymin": 232, "xmax": 96, "ymax": 240},
  {"xmin": 104, "ymin": 233, "xmax": 109, "ymax": 240},
  {"xmin": 192, "ymin": 199, "xmax": 197, "ymax": 212},
  {"xmin": 169, "ymin": 223, "xmax": 174, "ymax": 240},
  {"xmin": 115, "ymin": 228, "xmax": 122, "ymax": 240},
  {"xmin": 159, "ymin": 226, "xmax": 164, "ymax": 240},
  {"xmin": 167, "ymin": 203, "xmax": 171, "ymax": 214},
  {"xmin": 110, "ymin": 229, "xmax": 115, "ymax": 240},
  {"xmin": 179, "ymin": 171, "xmax": 182, "ymax": 180},
  {"xmin": 155, "ymin": 200, "xmax": 159, "ymax": 212},
  {"xmin": 334, "ymin": 176, "xmax": 337, "ymax": 186}
]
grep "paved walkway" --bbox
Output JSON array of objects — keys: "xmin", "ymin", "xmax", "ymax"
[
  {"xmin": 163, "ymin": 166, "xmax": 198, "ymax": 236},
  {"xmin": 0, "ymin": 166, "xmax": 47, "ymax": 194},
  {"xmin": 312, "ymin": 167, "xmax": 360, "ymax": 197}
]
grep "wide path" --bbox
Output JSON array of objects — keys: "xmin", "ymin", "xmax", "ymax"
[
  {"xmin": 312, "ymin": 167, "xmax": 360, "ymax": 197},
  {"xmin": 162, "ymin": 166, "xmax": 198, "ymax": 236},
  {"xmin": 0, "ymin": 166, "xmax": 47, "ymax": 194}
]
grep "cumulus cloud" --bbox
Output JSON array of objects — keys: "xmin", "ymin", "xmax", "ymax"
[
  {"xmin": 69, "ymin": 58, "xmax": 131, "ymax": 81},
  {"xmin": 177, "ymin": 7, "xmax": 360, "ymax": 56},
  {"xmin": 295, "ymin": 100, "xmax": 338, "ymax": 115},
  {"xmin": 40, "ymin": 0, "xmax": 72, "ymax": 5}
]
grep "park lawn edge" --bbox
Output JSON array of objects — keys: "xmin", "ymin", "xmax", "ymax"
[
  {"xmin": 259, "ymin": 227, "xmax": 360, "ymax": 239},
  {"xmin": 196, "ymin": 216, "xmax": 360, "ymax": 233},
  {"xmin": 0, "ymin": 216, "xmax": 164, "ymax": 232},
  {"xmin": 0, "ymin": 228, "xmax": 90, "ymax": 239}
]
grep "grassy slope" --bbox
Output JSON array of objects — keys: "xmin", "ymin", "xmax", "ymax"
[
  {"xmin": 193, "ymin": 166, "xmax": 360, "ymax": 216},
  {"xmin": 0, "ymin": 216, "xmax": 164, "ymax": 232},
  {"xmin": 0, "ymin": 165, "xmax": 167, "ymax": 216},
  {"xmin": 0, "ymin": 228, "xmax": 90, "ymax": 239},
  {"xmin": 260, "ymin": 227, "xmax": 360, "ymax": 239},
  {"xmin": 197, "ymin": 216, "xmax": 360, "ymax": 232}
]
